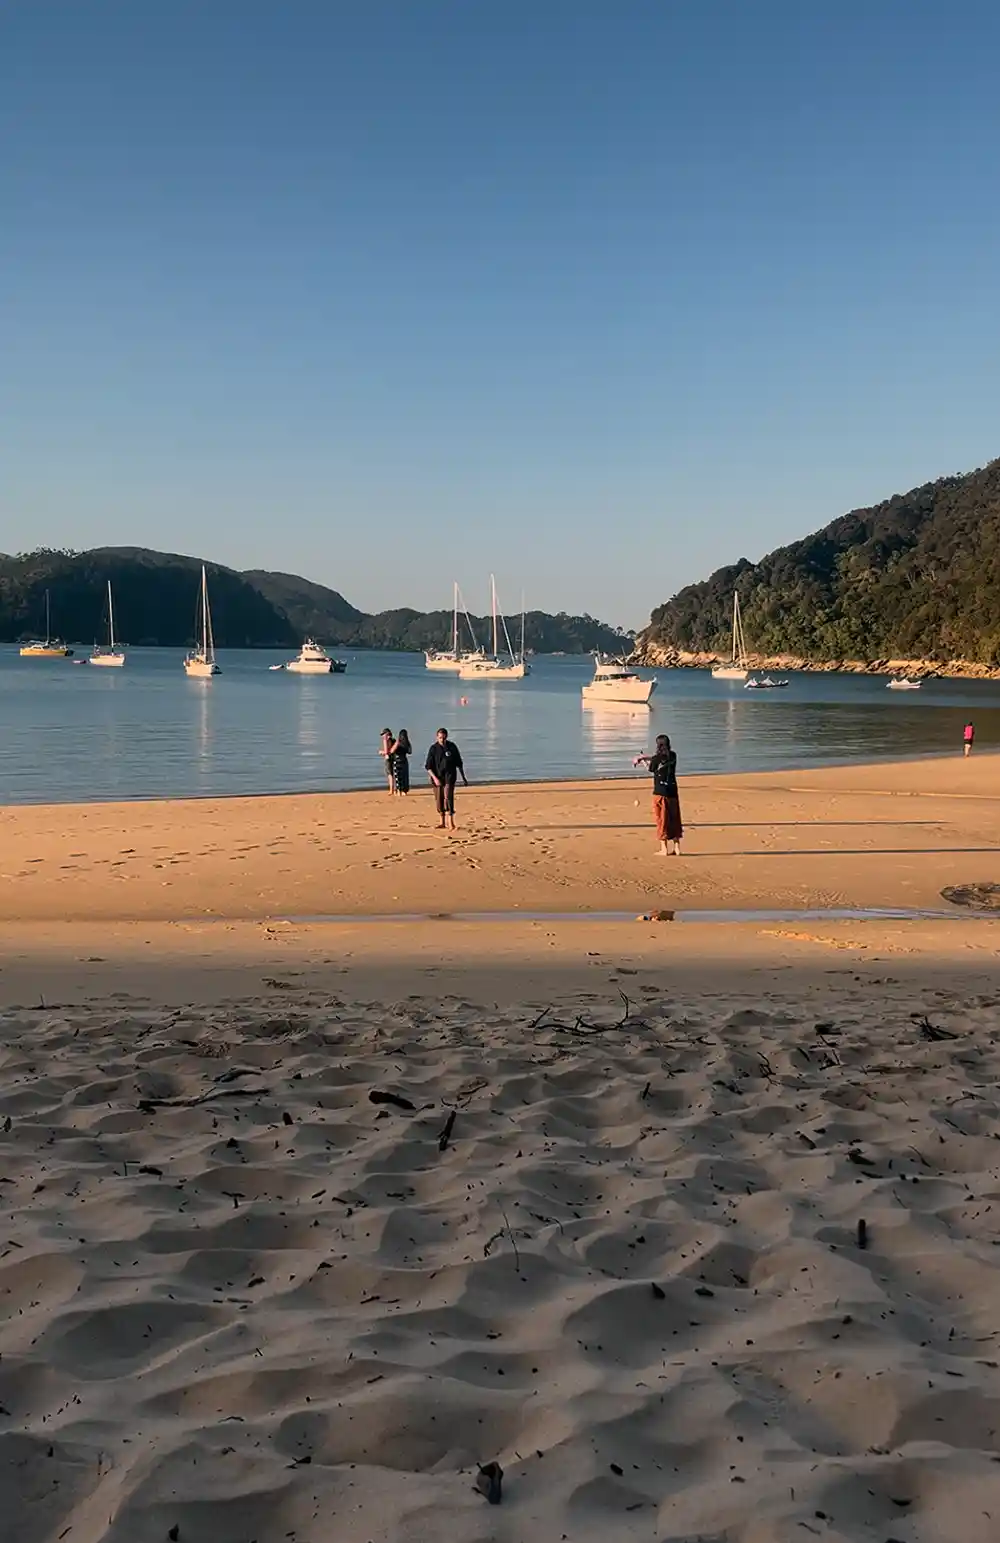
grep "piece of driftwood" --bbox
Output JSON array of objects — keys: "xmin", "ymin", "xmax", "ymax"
[
  {"xmin": 137, "ymin": 1086, "xmax": 264, "ymax": 1113},
  {"xmin": 368, "ymin": 1090, "xmax": 416, "ymax": 1112},
  {"xmin": 437, "ymin": 1110, "xmax": 457, "ymax": 1151}
]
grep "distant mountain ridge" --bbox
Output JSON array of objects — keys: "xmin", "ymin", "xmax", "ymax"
[
  {"xmin": 637, "ymin": 459, "xmax": 1000, "ymax": 670},
  {"xmin": 0, "ymin": 547, "xmax": 631, "ymax": 655}
]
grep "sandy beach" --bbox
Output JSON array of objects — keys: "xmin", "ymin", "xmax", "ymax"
[{"xmin": 3, "ymin": 754, "xmax": 1000, "ymax": 1542}]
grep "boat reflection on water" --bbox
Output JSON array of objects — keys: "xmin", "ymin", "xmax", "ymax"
[
  {"xmin": 295, "ymin": 680, "xmax": 322, "ymax": 767},
  {"xmin": 195, "ymin": 681, "xmax": 214, "ymax": 790},
  {"xmin": 582, "ymin": 698, "xmax": 656, "ymax": 777}
]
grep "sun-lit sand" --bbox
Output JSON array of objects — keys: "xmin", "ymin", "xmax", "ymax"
[
  {"xmin": 2, "ymin": 754, "xmax": 1000, "ymax": 1541},
  {"xmin": 1, "ymin": 751, "xmax": 998, "ymax": 924}
]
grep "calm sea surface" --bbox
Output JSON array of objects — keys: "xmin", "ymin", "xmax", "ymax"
[{"xmin": 1, "ymin": 646, "xmax": 998, "ymax": 805}]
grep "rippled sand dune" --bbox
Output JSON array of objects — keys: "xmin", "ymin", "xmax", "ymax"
[{"xmin": 4, "ymin": 972, "xmax": 1000, "ymax": 1542}]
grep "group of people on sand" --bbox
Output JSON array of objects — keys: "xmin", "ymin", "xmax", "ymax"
[
  {"xmin": 376, "ymin": 717, "xmax": 976, "ymax": 855},
  {"xmin": 380, "ymin": 727, "xmax": 468, "ymax": 830},
  {"xmin": 378, "ymin": 723, "xmax": 678, "ymax": 849}
]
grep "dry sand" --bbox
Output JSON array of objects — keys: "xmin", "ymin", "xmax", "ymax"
[{"xmin": 2, "ymin": 755, "xmax": 1000, "ymax": 1542}]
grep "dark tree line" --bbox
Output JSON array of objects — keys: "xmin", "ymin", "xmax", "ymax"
[
  {"xmin": 0, "ymin": 547, "xmax": 631, "ymax": 655},
  {"xmin": 640, "ymin": 459, "xmax": 1000, "ymax": 664}
]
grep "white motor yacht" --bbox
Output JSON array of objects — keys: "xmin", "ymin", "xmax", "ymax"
[
  {"xmin": 284, "ymin": 639, "xmax": 346, "ymax": 674},
  {"xmin": 582, "ymin": 657, "xmax": 656, "ymax": 704}
]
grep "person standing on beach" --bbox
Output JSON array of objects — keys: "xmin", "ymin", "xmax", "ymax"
[
  {"xmin": 379, "ymin": 728, "xmax": 395, "ymax": 794},
  {"xmin": 964, "ymin": 721, "xmax": 975, "ymax": 758},
  {"xmin": 390, "ymin": 729, "xmax": 412, "ymax": 794},
  {"xmin": 634, "ymin": 734, "xmax": 683, "ymax": 856},
  {"xmin": 425, "ymin": 727, "xmax": 467, "ymax": 830}
]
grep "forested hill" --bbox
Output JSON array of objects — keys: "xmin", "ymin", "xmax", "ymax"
[
  {"xmin": 638, "ymin": 459, "xmax": 1000, "ymax": 666},
  {"xmin": 0, "ymin": 547, "xmax": 631, "ymax": 655}
]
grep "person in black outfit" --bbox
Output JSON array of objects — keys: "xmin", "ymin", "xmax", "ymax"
[
  {"xmin": 634, "ymin": 733, "xmax": 683, "ymax": 855},
  {"xmin": 390, "ymin": 730, "xmax": 412, "ymax": 795},
  {"xmin": 425, "ymin": 727, "xmax": 467, "ymax": 829}
]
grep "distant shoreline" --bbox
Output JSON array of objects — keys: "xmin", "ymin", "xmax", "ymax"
[{"xmin": 632, "ymin": 645, "xmax": 1000, "ymax": 681}]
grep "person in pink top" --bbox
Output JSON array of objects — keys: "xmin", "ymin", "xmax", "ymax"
[{"xmin": 963, "ymin": 721, "xmax": 975, "ymax": 758}]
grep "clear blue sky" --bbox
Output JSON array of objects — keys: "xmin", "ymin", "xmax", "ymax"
[{"xmin": 4, "ymin": 1, "xmax": 999, "ymax": 626}]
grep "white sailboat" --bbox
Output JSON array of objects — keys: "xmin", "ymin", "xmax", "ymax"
[
  {"xmin": 183, "ymin": 565, "xmax": 221, "ymax": 677},
  {"xmin": 424, "ymin": 583, "xmax": 484, "ymax": 671},
  {"xmin": 711, "ymin": 592, "xmax": 749, "ymax": 680},
  {"xmin": 458, "ymin": 576, "xmax": 530, "ymax": 679},
  {"xmin": 89, "ymin": 580, "xmax": 125, "ymax": 667}
]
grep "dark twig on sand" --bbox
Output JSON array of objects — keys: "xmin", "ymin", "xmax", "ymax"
[
  {"xmin": 485, "ymin": 1209, "xmax": 524, "ymax": 1269},
  {"xmin": 368, "ymin": 1090, "xmax": 416, "ymax": 1112},
  {"xmin": 857, "ymin": 1218, "xmax": 868, "ymax": 1249},
  {"xmin": 814, "ymin": 1028, "xmax": 841, "ymax": 1066},
  {"xmin": 914, "ymin": 1014, "xmax": 959, "ymax": 1042},
  {"xmin": 531, "ymin": 990, "xmax": 647, "ymax": 1039},
  {"xmin": 500, "ymin": 1207, "xmax": 520, "ymax": 1271},
  {"xmin": 137, "ymin": 1086, "xmax": 264, "ymax": 1113},
  {"xmin": 437, "ymin": 1110, "xmax": 457, "ymax": 1151}
]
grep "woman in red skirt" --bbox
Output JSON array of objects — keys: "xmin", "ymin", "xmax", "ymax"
[{"xmin": 634, "ymin": 734, "xmax": 683, "ymax": 856}]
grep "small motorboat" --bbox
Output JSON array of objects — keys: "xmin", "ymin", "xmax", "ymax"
[
  {"xmin": 887, "ymin": 677, "xmax": 922, "ymax": 691},
  {"xmin": 744, "ymin": 675, "xmax": 788, "ymax": 690}
]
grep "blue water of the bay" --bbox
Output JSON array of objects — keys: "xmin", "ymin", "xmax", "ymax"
[{"xmin": 1, "ymin": 646, "xmax": 998, "ymax": 805}]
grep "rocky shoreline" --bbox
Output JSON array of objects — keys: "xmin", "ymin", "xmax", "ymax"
[{"xmin": 630, "ymin": 643, "xmax": 1000, "ymax": 680}]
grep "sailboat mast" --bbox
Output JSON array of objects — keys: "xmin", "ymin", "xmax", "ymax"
[
  {"xmin": 520, "ymin": 590, "xmax": 525, "ymax": 663},
  {"xmin": 452, "ymin": 581, "xmax": 459, "ymax": 655},
  {"xmin": 108, "ymin": 580, "xmax": 115, "ymax": 649},
  {"xmin": 45, "ymin": 590, "xmax": 51, "ymax": 646},
  {"xmin": 491, "ymin": 574, "xmax": 498, "ymax": 658},
  {"xmin": 203, "ymin": 567, "xmax": 216, "ymax": 661}
]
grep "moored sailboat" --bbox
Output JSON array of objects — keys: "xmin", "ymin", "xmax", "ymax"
[
  {"xmin": 424, "ymin": 583, "xmax": 484, "ymax": 671},
  {"xmin": 711, "ymin": 592, "xmax": 749, "ymax": 680},
  {"xmin": 458, "ymin": 577, "xmax": 530, "ymax": 680},
  {"xmin": 183, "ymin": 566, "xmax": 221, "ymax": 677},
  {"xmin": 20, "ymin": 591, "xmax": 73, "ymax": 658},
  {"xmin": 89, "ymin": 580, "xmax": 126, "ymax": 667}
]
